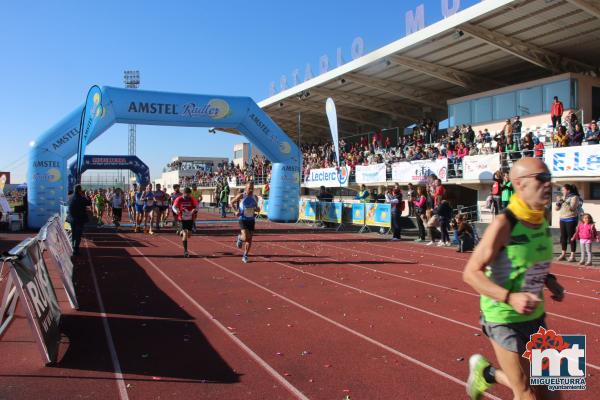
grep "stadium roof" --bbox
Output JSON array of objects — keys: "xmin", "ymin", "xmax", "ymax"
[{"xmin": 257, "ymin": 0, "xmax": 600, "ymax": 143}]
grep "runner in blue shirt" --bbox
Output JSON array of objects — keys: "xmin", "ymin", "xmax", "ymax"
[{"xmin": 230, "ymin": 182, "xmax": 260, "ymax": 264}]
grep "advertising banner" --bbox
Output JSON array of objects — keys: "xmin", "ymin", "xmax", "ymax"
[
  {"xmin": 463, "ymin": 154, "xmax": 501, "ymax": 180},
  {"xmin": 0, "ymin": 171, "xmax": 9, "ymax": 190},
  {"xmin": 76, "ymin": 86, "xmax": 104, "ymax": 180},
  {"xmin": 365, "ymin": 203, "xmax": 391, "ymax": 227},
  {"xmin": 321, "ymin": 202, "xmax": 342, "ymax": 224},
  {"xmin": 352, "ymin": 203, "xmax": 365, "ymax": 226},
  {"xmin": 298, "ymin": 200, "xmax": 318, "ymax": 221},
  {"xmin": 355, "ymin": 163, "xmax": 387, "ymax": 184},
  {"xmin": 544, "ymin": 144, "xmax": 600, "ymax": 177},
  {"xmin": 0, "ymin": 188, "xmax": 11, "ymax": 213},
  {"xmin": 259, "ymin": 199, "xmax": 269, "ymax": 216},
  {"xmin": 304, "ymin": 166, "xmax": 350, "ymax": 188},
  {"xmin": 40, "ymin": 217, "xmax": 78, "ymax": 309},
  {"xmin": 8, "ymin": 238, "xmax": 61, "ymax": 364},
  {"xmin": 391, "ymin": 159, "xmax": 448, "ymax": 183}
]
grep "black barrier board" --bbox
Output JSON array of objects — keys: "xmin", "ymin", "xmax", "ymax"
[
  {"xmin": 41, "ymin": 217, "xmax": 78, "ymax": 309},
  {"xmin": 9, "ymin": 238, "xmax": 61, "ymax": 364}
]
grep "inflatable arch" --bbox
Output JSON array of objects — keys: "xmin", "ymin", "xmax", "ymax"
[
  {"xmin": 28, "ymin": 87, "xmax": 301, "ymax": 229},
  {"xmin": 67, "ymin": 155, "xmax": 151, "ymax": 193}
]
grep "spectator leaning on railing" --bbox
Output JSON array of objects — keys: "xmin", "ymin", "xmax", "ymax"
[{"xmin": 587, "ymin": 120, "xmax": 600, "ymax": 144}]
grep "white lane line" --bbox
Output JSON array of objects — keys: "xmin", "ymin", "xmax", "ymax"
[
  {"xmin": 188, "ymin": 234, "xmax": 600, "ymax": 372},
  {"xmin": 85, "ymin": 245, "xmax": 130, "ymax": 400},
  {"xmin": 126, "ymin": 239, "xmax": 309, "ymax": 400},
  {"xmin": 322, "ymin": 232, "xmax": 600, "ymax": 284},
  {"xmin": 260, "ymin": 240, "xmax": 600, "ymax": 329},
  {"xmin": 196, "ymin": 250, "xmax": 501, "ymax": 399},
  {"xmin": 310, "ymin": 239, "xmax": 600, "ymax": 302}
]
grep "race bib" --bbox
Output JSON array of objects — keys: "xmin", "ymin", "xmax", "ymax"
[
  {"xmin": 520, "ymin": 262, "xmax": 550, "ymax": 294},
  {"xmin": 243, "ymin": 207, "xmax": 255, "ymax": 218},
  {"xmin": 182, "ymin": 209, "xmax": 194, "ymax": 220}
]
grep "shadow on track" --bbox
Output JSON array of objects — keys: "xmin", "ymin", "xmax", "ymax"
[{"xmin": 58, "ymin": 314, "xmax": 240, "ymax": 383}]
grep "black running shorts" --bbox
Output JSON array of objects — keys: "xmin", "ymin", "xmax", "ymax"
[
  {"xmin": 181, "ymin": 220, "xmax": 194, "ymax": 231},
  {"xmin": 239, "ymin": 219, "xmax": 255, "ymax": 232}
]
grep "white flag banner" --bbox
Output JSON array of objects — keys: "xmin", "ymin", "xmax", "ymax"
[
  {"xmin": 391, "ymin": 159, "xmax": 448, "ymax": 183},
  {"xmin": 463, "ymin": 154, "xmax": 501, "ymax": 180},
  {"xmin": 325, "ymin": 98, "xmax": 340, "ymax": 166},
  {"xmin": 355, "ymin": 163, "xmax": 387, "ymax": 184}
]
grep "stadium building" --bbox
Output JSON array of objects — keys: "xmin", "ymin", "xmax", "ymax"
[{"xmin": 251, "ymin": 0, "xmax": 600, "ymax": 227}]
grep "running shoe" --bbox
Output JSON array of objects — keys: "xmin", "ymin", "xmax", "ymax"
[
  {"xmin": 466, "ymin": 354, "xmax": 493, "ymax": 400},
  {"xmin": 414, "ymin": 238, "xmax": 424, "ymax": 243},
  {"xmin": 426, "ymin": 241, "xmax": 434, "ymax": 246},
  {"xmin": 391, "ymin": 237, "xmax": 400, "ymax": 241},
  {"xmin": 134, "ymin": 226, "xmax": 139, "ymax": 233},
  {"xmin": 148, "ymin": 230, "xmax": 155, "ymax": 235},
  {"xmin": 236, "ymin": 235, "xmax": 243, "ymax": 249},
  {"xmin": 242, "ymin": 255, "xmax": 249, "ymax": 264},
  {"xmin": 184, "ymin": 251, "xmax": 189, "ymax": 258}
]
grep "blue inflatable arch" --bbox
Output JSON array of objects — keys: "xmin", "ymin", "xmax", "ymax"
[
  {"xmin": 28, "ymin": 87, "xmax": 301, "ymax": 228},
  {"xmin": 67, "ymin": 155, "xmax": 151, "ymax": 193}
]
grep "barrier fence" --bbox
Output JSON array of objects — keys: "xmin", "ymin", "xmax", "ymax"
[
  {"xmin": 0, "ymin": 214, "xmax": 77, "ymax": 364},
  {"xmin": 296, "ymin": 200, "xmax": 392, "ymax": 231}
]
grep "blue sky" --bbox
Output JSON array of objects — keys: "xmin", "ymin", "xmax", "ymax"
[{"xmin": 0, "ymin": 0, "xmax": 478, "ymax": 183}]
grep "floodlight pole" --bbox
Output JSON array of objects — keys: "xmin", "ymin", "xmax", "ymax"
[{"xmin": 124, "ymin": 70, "xmax": 140, "ymax": 186}]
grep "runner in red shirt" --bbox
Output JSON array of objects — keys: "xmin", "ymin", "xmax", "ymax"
[{"xmin": 172, "ymin": 187, "xmax": 198, "ymax": 258}]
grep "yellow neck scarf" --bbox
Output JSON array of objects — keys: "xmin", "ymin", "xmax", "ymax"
[{"xmin": 506, "ymin": 194, "xmax": 546, "ymax": 225}]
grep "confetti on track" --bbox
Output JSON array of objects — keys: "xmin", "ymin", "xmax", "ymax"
[{"xmin": 1, "ymin": 211, "xmax": 597, "ymax": 399}]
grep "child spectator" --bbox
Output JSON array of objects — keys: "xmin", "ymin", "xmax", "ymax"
[{"xmin": 571, "ymin": 213, "xmax": 599, "ymax": 266}]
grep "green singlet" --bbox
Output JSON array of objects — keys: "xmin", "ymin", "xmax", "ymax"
[
  {"xmin": 95, "ymin": 195, "xmax": 106, "ymax": 209},
  {"xmin": 480, "ymin": 210, "xmax": 553, "ymax": 324}
]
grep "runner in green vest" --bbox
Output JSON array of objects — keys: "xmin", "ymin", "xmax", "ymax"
[{"xmin": 462, "ymin": 158, "xmax": 565, "ymax": 400}]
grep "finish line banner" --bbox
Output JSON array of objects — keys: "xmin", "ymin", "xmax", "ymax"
[
  {"xmin": 391, "ymin": 159, "xmax": 448, "ymax": 183},
  {"xmin": 304, "ymin": 166, "xmax": 350, "ymax": 188},
  {"xmin": 355, "ymin": 163, "xmax": 387, "ymax": 184},
  {"xmin": 39, "ymin": 216, "xmax": 78, "ymax": 309},
  {"xmin": 545, "ymin": 144, "xmax": 600, "ymax": 177},
  {"xmin": 8, "ymin": 238, "xmax": 62, "ymax": 364}
]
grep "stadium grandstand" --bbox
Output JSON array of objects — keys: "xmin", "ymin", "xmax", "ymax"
[{"xmin": 233, "ymin": 0, "xmax": 600, "ymax": 228}]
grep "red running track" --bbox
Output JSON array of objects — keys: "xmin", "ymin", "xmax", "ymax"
[{"xmin": 0, "ymin": 214, "xmax": 598, "ymax": 399}]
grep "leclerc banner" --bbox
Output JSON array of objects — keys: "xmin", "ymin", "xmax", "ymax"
[
  {"xmin": 355, "ymin": 163, "xmax": 387, "ymax": 184},
  {"xmin": 304, "ymin": 166, "xmax": 350, "ymax": 188},
  {"xmin": 463, "ymin": 154, "xmax": 501, "ymax": 180},
  {"xmin": 8, "ymin": 238, "xmax": 61, "ymax": 364},
  {"xmin": 391, "ymin": 159, "xmax": 448, "ymax": 183},
  {"xmin": 39, "ymin": 216, "xmax": 78, "ymax": 309},
  {"xmin": 544, "ymin": 144, "xmax": 600, "ymax": 177}
]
